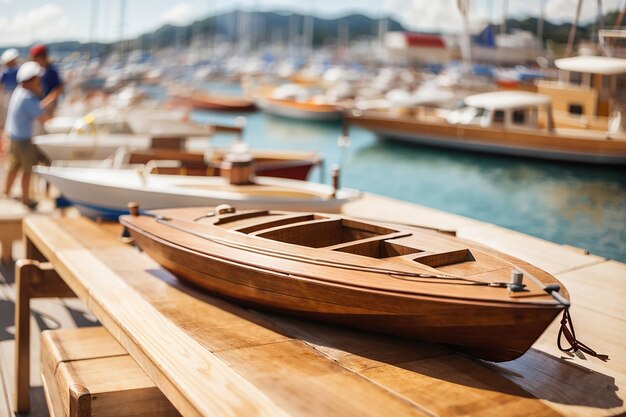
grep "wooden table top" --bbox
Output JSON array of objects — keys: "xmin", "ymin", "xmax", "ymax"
[{"xmin": 22, "ymin": 214, "xmax": 624, "ymax": 417}]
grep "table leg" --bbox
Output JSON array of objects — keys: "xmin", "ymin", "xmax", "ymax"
[
  {"xmin": 14, "ymin": 260, "xmax": 34, "ymax": 413},
  {"xmin": 0, "ymin": 238, "xmax": 11, "ymax": 264},
  {"xmin": 14, "ymin": 259, "xmax": 75, "ymax": 413}
]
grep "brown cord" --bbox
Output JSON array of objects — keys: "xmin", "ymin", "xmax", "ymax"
[{"xmin": 557, "ymin": 309, "xmax": 609, "ymax": 361}]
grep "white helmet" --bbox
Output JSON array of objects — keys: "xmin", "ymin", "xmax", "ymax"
[
  {"xmin": 16, "ymin": 61, "xmax": 42, "ymax": 83},
  {"xmin": 1, "ymin": 48, "xmax": 19, "ymax": 65}
]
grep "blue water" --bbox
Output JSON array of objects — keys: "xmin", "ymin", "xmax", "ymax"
[{"xmin": 192, "ymin": 107, "xmax": 626, "ymax": 263}]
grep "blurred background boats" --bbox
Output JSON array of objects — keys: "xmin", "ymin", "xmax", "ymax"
[{"xmin": 1, "ymin": 0, "xmax": 625, "ymax": 263}]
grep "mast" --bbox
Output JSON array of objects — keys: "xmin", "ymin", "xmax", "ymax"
[
  {"xmin": 89, "ymin": 0, "xmax": 99, "ymax": 59},
  {"xmin": 458, "ymin": 0, "xmax": 472, "ymax": 71},
  {"xmin": 304, "ymin": 2, "xmax": 315, "ymax": 55},
  {"xmin": 538, "ymin": 0, "xmax": 545, "ymax": 46},
  {"xmin": 566, "ymin": 0, "xmax": 583, "ymax": 56},
  {"xmin": 118, "ymin": 0, "xmax": 127, "ymax": 60},
  {"xmin": 501, "ymin": 0, "xmax": 508, "ymax": 35},
  {"xmin": 615, "ymin": 0, "xmax": 626, "ymax": 28}
]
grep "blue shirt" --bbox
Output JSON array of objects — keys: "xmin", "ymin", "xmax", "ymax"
[
  {"xmin": 5, "ymin": 86, "xmax": 43, "ymax": 140},
  {"xmin": 40, "ymin": 64, "xmax": 62, "ymax": 99},
  {"xmin": 0, "ymin": 67, "xmax": 18, "ymax": 92}
]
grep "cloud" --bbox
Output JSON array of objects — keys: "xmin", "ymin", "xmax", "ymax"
[
  {"xmin": 158, "ymin": 3, "xmax": 193, "ymax": 26},
  {"xmin": 0, "ymin": 3, "xmax": 72, "ymax": 47},
  {"xmin": 383, "ymin": 0, "xmax": 490, "ymax": 34},
  {"xmin": 544, "ymin": 0, "xmax": 598, "ymax": 22}
]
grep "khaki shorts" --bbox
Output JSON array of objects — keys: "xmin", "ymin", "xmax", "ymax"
[
  {"xmin": 8, "ymin": 140, "xmax": 39, "ymax": 172},
  {"xmin": 0, "ymin": 92, "xmax": 10, "ymax": 128}
]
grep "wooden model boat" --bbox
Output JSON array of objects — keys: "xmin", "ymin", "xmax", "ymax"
[
  {"xmin": 34, "ymin": 166, "xmax": 359, "ymax": 219},
  {"xmin": 127, "ymin": 148, "xmax": 322, "ymax": 181},
  {"xmin": 346, "ymin": 91, "xmax": 626, "ymax": 164},
  {"xmin": 120, "ymin": 206, "xmax": 570, "ymax": 362}
]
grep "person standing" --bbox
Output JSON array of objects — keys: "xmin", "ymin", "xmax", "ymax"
[
  {"xmin": 1, "ymin": 48, "xmax": 20, "ymax": 152},
  {"xmin": 3, "ymin": 62, "xmax": 55, "ymax": 208},
  {"xmin": 29, "ymin": 44, "xmax": 64, "ymax": 115}
]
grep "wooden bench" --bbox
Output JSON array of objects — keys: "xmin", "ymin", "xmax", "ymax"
[
  {"xmin": 41, "ymin": 327, "xmax": 180, "ymax": 417},
  {"xmin": 0, "ymin": 199, "xmax": 28, "ymax": 264}
]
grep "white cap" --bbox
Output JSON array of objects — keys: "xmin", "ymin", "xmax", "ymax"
[
  {"xmin": 17, "ymin": 61, "xmax": 42, "ymax": 83},
  {"xmin": 1, "ymin": 48, "xmax": 19, "ymax": 65}
]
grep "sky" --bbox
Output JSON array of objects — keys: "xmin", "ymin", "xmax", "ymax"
[{"xmin": 0, "ymin": 0, "xmax": 624, "ymax": 47}]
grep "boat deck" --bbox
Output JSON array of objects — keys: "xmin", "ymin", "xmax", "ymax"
[{"xmin": 0, "ymin": 193, "xmax": 624, "ymax": 416}]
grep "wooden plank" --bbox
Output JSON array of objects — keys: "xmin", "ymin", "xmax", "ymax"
[
  {"xmin": 48, "ymin": 247, "xmax": 290, "ymax": 417},
  {"xmin": 267, "ymin": 313, "xmax": 561, "ymax": 417},
  {"xmin": 57, "ymin": 357, "xmax": 179, "ymax": 417},
  {"xmin": 98, "ymin": 260, "xmax": 436, "ymax": 416},
  {"xmin": 488, "ymin": 260, "xmax": 626, "ymax": 417},
  {"xmin": 342, "ymin": 193, "xmax": 481, "ymax": 231},
  {"xmin": 0, "ymin": 346, "xmax": 11, "ymax": 417},
  {"xmin": 456, "ymin": 224, "xmax": 604, "ymax": 275},
  {"xmin": 488, "ymin": 348, "xmax": 625, "ymax": 417}
]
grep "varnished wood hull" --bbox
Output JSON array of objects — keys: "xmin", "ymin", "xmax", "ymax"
[
  {"xmin": 126, "ymin": 223, "xmax": 563, "ymax": 362},
  {"xmin": 171, "ymin": 95, "xmax": 256, "ymax": 112},
  {"xmin": 256, "ymin": 98, "xmax": 343, "ymax": 121},
  {"xmin": 347, "ymin": 111, "xmax": 626, "ymax": 164}
]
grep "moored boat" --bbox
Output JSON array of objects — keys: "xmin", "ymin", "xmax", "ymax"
[
  {"xmin": 44, "ymin": 107, "xmax": 191, "ymax": 135},
  {"xmin": 346, "ymin": 90, "xmax": 626, "ymax": 164},
  {"xmin": 170, "ymin": 91, "xmax": 256, "ymax": 112},
  {"xmin": 127, "ymin": 148, "xmax": 322, "ymax": 181},
  {"xmin": 253, "ymin": 83, "xmax": 344, "ymax": 121},
  {"xmin": 35, "ymin": 166, "xmax": 359, "ymax": 219},
  {"xmin": 256, "ymin": 96, "xmax": 343, "ymax": 121},
  {"xmin": 120, "ymin": 206, "xmax": 570, "ymax": 362}
]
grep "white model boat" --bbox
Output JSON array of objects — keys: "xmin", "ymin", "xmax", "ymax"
[{"xmin": 34, "ymin": 166, "xmax": 360, "ymax": 219}]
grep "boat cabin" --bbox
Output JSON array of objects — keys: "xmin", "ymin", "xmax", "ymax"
[
  {"xmin": 536, "ymin": 56, "xmax": 626, "ymax": 130},
  {"xmin": 447, "ymin": 91, "xmax": 553, "ymax": 130}
]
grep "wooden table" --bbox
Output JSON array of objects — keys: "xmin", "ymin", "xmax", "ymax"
[{"xmin": 14, "ymin": 215, "xmax": 624, "ymax": 417}]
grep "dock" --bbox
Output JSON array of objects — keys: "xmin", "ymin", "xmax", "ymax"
[{"xmin": 0, "ymin": 193, "xmax": 624, "ymax": 416}]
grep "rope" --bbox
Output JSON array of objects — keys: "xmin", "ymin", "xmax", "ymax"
[{"xmin": 557, "ymin": 309, "xmax": 609, "ymax": 361}]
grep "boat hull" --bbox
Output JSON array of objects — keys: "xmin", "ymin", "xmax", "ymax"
[
  {"xmin": 256, "ymin": 98, "xmax": 343, "ymax": 121},
  {"xmin": 171, "ymin": 95, "xmax": 256, "ymax": 112},
  {"xmin": 126, "ymin": 224, "xmax": 563, "ymax": 362},
  {"xmin": 35, "ymin": 168, "xmax": 355, "ymax": 219},
  {"xmin": 35, "ymin": 134, "xmax": 152, "ymax": 161},
  {"xmin": 348, "ymin": 112, "xmax": 626, "ymax": 164}
]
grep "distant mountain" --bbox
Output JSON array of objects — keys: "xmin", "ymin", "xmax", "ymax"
[
  {"xmin": 134, "ymin": 11, "xmax": 406, "ymax": 50},
  {"xmin": 500, "ymin": 10, "xmax": 623, "ymax": 45}
]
